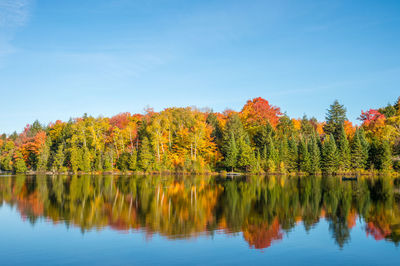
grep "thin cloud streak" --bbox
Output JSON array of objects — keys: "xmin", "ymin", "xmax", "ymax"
[
  {"xmin": 0, "ymin": 0, "xmax": 32, "ymax": 28},
  {"xmin": 0, "ymin": 0, "xmax": 33, "ymax": 65}
]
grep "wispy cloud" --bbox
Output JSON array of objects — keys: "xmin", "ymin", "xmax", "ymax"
[
  {"xmin": 0, "ymin": 0, "xmax": 32, "ymax": 28},
  {"xmin": 0, "ymin": 0, "xmax": 33, "ymax": 65}
]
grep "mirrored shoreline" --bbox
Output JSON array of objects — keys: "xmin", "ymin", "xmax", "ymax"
[{"xmin": 1, "ymin": 174, "xmax": 400, "ymax": 250}]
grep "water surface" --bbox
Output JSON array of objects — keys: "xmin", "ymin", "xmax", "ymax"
[{"xmin": 0, "ymin": 174, "xmax": 399, "ymax": 265}]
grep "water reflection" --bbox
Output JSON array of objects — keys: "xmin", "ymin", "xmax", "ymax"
[{"xmin": 0, "ymin": 174, "xmax": 400, "ymax": 249}]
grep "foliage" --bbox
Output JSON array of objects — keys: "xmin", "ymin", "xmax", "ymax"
[{"xmin": 0, "ymin": 97, "xmax": 399, "ymax": 174}]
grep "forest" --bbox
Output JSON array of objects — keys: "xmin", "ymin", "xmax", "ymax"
[{"xmin": 0, "ymin": 97, "xmax": 399, "ymax": 174}]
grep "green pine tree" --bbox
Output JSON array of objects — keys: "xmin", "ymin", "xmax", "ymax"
[
  {"xmin": 380, "ymin": 141, "xmax": 392, "ymax": 170},
  {"xmin": 128, "ymin": 150, "xmax": 137, "ymax": 170},
  {"xmin": 337, "ymin": 125, "xmax": 351, "ymax": 171},
  {"xmin": 322, "ymin": 134, "xmax": 339, "ymax": 174},
  {"xmin": 350, "ymin": 130, "xmax": 364, "ymax": 170},
  {"xmin": 117, "ymin": 152, "xmax": 130, "ymax": 171},
  {"xmin": 237, "ymin": 136, "xmax": 256, "ymax": 172},
  {"xmin": 298, "ymin": 137, "xmax": 311, "ymax": 173},
  {"xmin": 323, "ymin": 100, "xmax": 347, "ymax": 139},
  {"xmin": 52, "ymin": 144, "xmax": 65, "ymax": 171},
  {"xmin": 278, "ymin": 136, "xmax": 289, "ymax": 172},
  {"xmin": 308, "ymin": 134, "xmax": 321, "ymax": 174},
  {"xmin": 266, "ymin": 136, "xmax": 279, "ymax": 166},
  {"xmin": 358, "ymin": 128, "xmax": 369, "ymax": 168},
  {"xmin": 224, "ymin": 132, "xmax": 238, "ymax": 172},
  {"xmin": 222, "ymin": 114, "xmax": 249, "ymax": 172},
  {"xmin": 287, "ymin": 136, "xmax": 298, "ymax": 172}
]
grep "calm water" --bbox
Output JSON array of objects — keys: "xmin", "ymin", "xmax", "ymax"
[{"xmin": 0, "ymin": 174, "xmax": 400, "ymax": 265}]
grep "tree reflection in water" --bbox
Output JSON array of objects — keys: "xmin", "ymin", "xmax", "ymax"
[{"xmin": 0, "ymin": 174, "xmax": 399, "ymax": 249}]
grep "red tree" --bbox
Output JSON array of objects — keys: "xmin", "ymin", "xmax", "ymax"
[{"xmin": 240, "ymin": 97, "xmax": 282, "ymax": 128}]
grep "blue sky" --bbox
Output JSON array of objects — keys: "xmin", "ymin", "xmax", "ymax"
[{"xmin": 0, "ymin": 0, "xmax": 399, "ymax": 133}]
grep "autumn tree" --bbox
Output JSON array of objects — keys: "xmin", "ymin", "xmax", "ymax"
[
  {"xmin": 240, "ymin": 97, "xmax": 281, "ymax": 137},
  {"xmin": 0, "ymin": 96, "xmax": 398, "ymax": 174},
  {"xmin": 36, "ymin": 137, "xmax": 52, "ymax": 171},
  {"xmin": 13, "ymin": 150, "xmax": 27, "ymax": 173},
  {"xmin": 0, "ymin": 140, "xmax": 15, "ymax": 171}
]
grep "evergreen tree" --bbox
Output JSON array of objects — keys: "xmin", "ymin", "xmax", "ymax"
[
  {"xmin": 222, "ymin": 114, "xmax": 248, "ymax": 171},
  {"xmin": 379, "ymin": 103, "xmax": 397, "ymax": 118},
  {"xmin": 117, "ymin": 152, "xmax": 130, "ymax": 171},
  {"xmin": 287, "ymin": 136, "xmax": 298, "ymax": 172},
  {"xmin": 116, "ymin": 151, "xmax": 137, "ymax": 171},
  {"xmin": 253, "ymin": 122, "xmax": 274, "ymax": 154},
  {"xmin": 266, "ymin": 136, "xmax": 279, "ymax": 165},
  {"xmin": 358, "ymin": 128, "xmax": 369, "ymax": 167},
  {"xmin": 298, "ymin": 137, "xmax": 311, "ymax": 173},
  {"xmin": 237, "ymin": 136, "xmax": 256, "ymax": 172},
  {"xmin": 336, "ymin": 125, "xmax": 351, "ymax": 171},
  {"xmin": 323, "ymin": 100, "xmax": 347, "ymax": 139},
  {"xmin": 368, "ymin": 139, "xmax": 379, "ymax": 170},
  {"xmin": 138, "ymin": 137, "xmax": 153, "ymax": 171},
  {"xmin": 380, "ymin": 141, "xmax": 392, "ymax": 170},
  {"xmin": 308, "ymin": 134, "xmax": 321, "ymax": 174},
  {"xmin": 278, "ymin": 135, "xmax": 289, "ymax": 172},
  {"xmin": 69, "ymin": 145, "xmax": 80, "ymax": 173},
  {"xmin": 255, "ymin": 151, "xmax": 262, "ymax": 173},
  {"xmin": 206, "ymin": 112, "xmax": 224, "ymax": 146},
  {"xmin": 223, "ymin": 114, "xmax": 246, "ymax": 143},
  {"xmin": 28, "ymin": 120, "xmax": 44, "ymax": 137},
  {"xmin": 350, "ymin": 130, "xmax": 364, "ymax": 169},
  {"xmin": 322, "ymin": 134, "xmax": 339, "ymax": 174},
  {"xmin": 128, "ymin": 150, "xmax": 137, "ymax": 170},
  {"xmin": 52, "ymin": 144, "xmax": 65, "ymax": 171},
  {"xmin": 300, "ymin": 115, "xmax": 315, "ymax": 137},
  {"xmin": 224, "ymin": 132, "xmax": 238, "ymax": 171}
]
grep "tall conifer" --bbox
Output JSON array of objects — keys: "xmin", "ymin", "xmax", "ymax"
[
  {"xmin": 337, "ymin": 125, "xmax": 350, "ymax": 171},
  {"xmin": 322, "ymin": 134, "xmax": 338, "ymax": 174}
]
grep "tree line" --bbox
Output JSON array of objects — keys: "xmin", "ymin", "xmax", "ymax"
[{"xmin": 0, "ymin": 97, "xmax": 399, "ymax": 174}]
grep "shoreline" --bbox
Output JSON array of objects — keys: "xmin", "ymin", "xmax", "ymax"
[{"xmin": 1, "ymin": 170, "xmax": 398, "ymax": 177}]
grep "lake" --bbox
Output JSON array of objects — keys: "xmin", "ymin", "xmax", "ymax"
[{"xmin": 0, "ymin": 174, "xmax": 399, "ymax": 265}]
